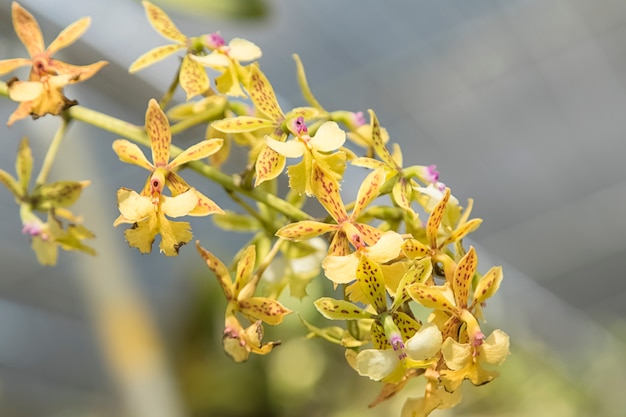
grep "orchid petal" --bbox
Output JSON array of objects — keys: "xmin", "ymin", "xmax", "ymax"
[
  {"xmin": 254, "ymin": 145, "xmax": 285, "ymax": 186},
  {"xmin": 310, "ymin": 121, "xmax": 346, "ymax": 152},
  {"xmin": 0, "ymin": 58, "xmax": 32, "ymax": 76},
  {"xmin": 112, "ymin": 139, "xmax": 153, "ymax": 170},
  {"xmin": 142, "ymin": 0, "xmax": 187, "ymax": 43},
  {"xmin": 169, "ymin": 138, "xmax": 223, "ymax": 168},
  {"xmin": 12, "ymin": 2, "xmax": 44, "ymax": 57},
  {"xmin": 228, "ymin": 38, "xmax": 262, "ymax": 62},
  {"xmin": 179, "ymin": 54, "xmax": 209, "ymax": 100},
  {"xmin": 266, "ymin": 136, "xmax": 304, "ymax": 158},
  {"xmin": 248, "ymin": 65, "xmax": 284, "ymax": 122},
  {"xmin": 129, "ymin": 44, "xmax": 184, "ymax": 73},
  {"xmin": 145, "ymin": 99, "xmax": 171, "ymax": 166},
  {"xmin": 47, "ymin": 17, "xmax": 91, "ymax": 55}
]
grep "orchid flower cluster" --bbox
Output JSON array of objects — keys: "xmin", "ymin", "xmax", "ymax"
[{"xmin": 0, "ymin": 2, "xmax": 510, "ymax": 416}]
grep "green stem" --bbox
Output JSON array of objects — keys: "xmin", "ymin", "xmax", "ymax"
[
  {"xmin": 169, "ymin": 101, "xmax": 226, "ymax": 136},
  {"xmin": 159, "ymin": 66, "xmax": 181, "ymax": 109},
  {"xmin": 35, "ymin": 115, "xmax": 71, "ymax": 186}
]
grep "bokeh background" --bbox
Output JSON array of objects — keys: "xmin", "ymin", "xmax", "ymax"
[{"xmin": 1, "ymin": 0, "xmax": 626, "ymax": 416}]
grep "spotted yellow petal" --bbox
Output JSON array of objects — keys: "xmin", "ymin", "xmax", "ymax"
[
  {"xmin": 52, "ymin": 60, "xmax": 108, "ymax": 82},
  {"xmin": 472, "ymin": 266, "xmax": 503, "ymax": 307},
  {"xmin": 142, "ymin": 0, "xmax": 187, "ymax": 43},
  {"xmin": 47, "ymin": 17, "xmax": 90, "ymax": 56},
  {"xmin": 452, "ymin": 247, "xmax": 477, "ymax": 309},
  {"xmin": 112, "ymin": 139, "xmax": 153, "ymax": 170},
  {"xmin": 248, "ymin": 64, "xmax": 284, "ymax": 122},
  {"xmin": 233, "ymin": 245, "xmax": 256, "ymax": 297},
  {"xmin": 188, "ymin": 190, "xmax": 224, "ymax": 217},
  {"xmin": 212, "ymin": 116, "xmax": 276, "ymax": 133},
  {"xmin": 441, "ymin": 218, "xmax": 482, "ymax": 248},
  {"xmin": 426, "ymin": 187, "xmax": 450, "ymax": 249},
  {"xmin": 12, "ymin": 2, "xmax": 44, "ymax": 57},
  {"xmin": 407, "ymin": 282, "xmax": 456, "ymax": 315},
  {"xmin": 402, "ymin": 238, "xmax": 430, "ymax": 259},
  {"xmin": 314, "ymin": 297, "xmax": 375, "ymax": 320},
  {"xmin": 312, "ymin": 162, "xmax": 347, "ymax": 223},
  {"xmin": 356, "ymin": 256, "xmax": 387, "ymax": 314},
  {"xmin": 129, "ymin": 44, "xmax": 185, "ymax": 73},
  {"xmin": 254, "ymin": 145, "xmax": 285, "ymax": 186},
  {"xmin": 276, "ymin": 220, "xmax": 336, "ymax": 241},
  {"xmin": 239, "ymin": 297, "xmax": 292, "ymax": 325},
  {"xmin": 352, "ymin": 168, "xmax": 385, "ymax": 218},
  {"xmin": 196, "ymin": 241, "xmax": 234, "ymax": 300},
  {"xmin": 0, "ymin": 58, "xmax": 32, "ymax": 76},
  {"xmin": 169, "ymin": 138, "xmax": 223, "ymax": 168},
  {"xmin": 392, "ymin": 178, "xmax": 413, "ymax": 211},
  {"xmin": 368, "ymin": 109, "xmax": 396, "ymax": 168},
  {"xmin": 179, "ymin": 54, "xmax": 209, "ymax": 100},
  {"xmin": 145, "ymin": 99, "xmax": 171, "ymax": 166}
]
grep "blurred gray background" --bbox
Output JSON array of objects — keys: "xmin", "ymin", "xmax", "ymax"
[{"xmin": 0, "ymin": 0, "xmax": 625, "ymax": 416}]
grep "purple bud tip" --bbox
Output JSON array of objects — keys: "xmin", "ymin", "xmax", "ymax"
[
  {"xmin": 352, "ymin": 111, "xmax": 366, "ymax": 127},
  {"xmin": 22, "ymin": 222, "xmax": 43, "ymax": 237},
  {"xmin": 206, "ymin": 32, "xmax": 226, "ymax": 49},
  {"xmin": 425, "ymin": 164, "xmax": 439, "ymax": 183}
]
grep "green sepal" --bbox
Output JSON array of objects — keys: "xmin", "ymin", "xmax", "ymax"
[{"xmin": 34, "ymin": 180, "xmax": 89, "ymax": 209}]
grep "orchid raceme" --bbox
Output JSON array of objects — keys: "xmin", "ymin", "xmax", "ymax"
[{"xmin": 0, "ymin": 3, "xmax": 511, "ymax": 416}]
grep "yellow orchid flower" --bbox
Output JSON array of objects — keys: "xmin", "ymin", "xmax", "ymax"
[
  {"xmin": 129, "ymin": 1, "xmax": 209, "ymax": 100},
  {"xmin": 211, "ymin": 64, "xmax": 318, "ymax": 186},
  {"xmin": 0, "ymin": 2, "xmax": 107, "ymax": 125},
  {"xmin": 113, "ymin": 186, "xmax": 198, "ymax": 256},
  {"xmin": 0, "ymin": 137, "xmax": 94, "ymax": 264},
  {"xmin": 277, "ymin": 165, "xmax": 386, "ymax": 257},
  {"xmin": 113, "ymin": 98, "xmax": 223, "ymax": 214},
  {"xmin": 192, "ymin": 32, "xmax": 261, "ymax": 97},
  {"xmin": 196, "ymin": 242, "xmax": 291, "ymax": 362},
  {"xmin": 113, "ymin": 99, "xmax": 224, "ymax": 254},
  {"xmin": 6, "ymin": 73, "xmax": 78, "ymax": 125},
  {"xmin": 130, "ymin": 1, "xmax": 261, "ymax": 100},
  {"xmin": 0, "ymin": 2, "xmax": 107, "ymax": 82},
  {"xmin": 266, "ymin": 117, "xmax": 347, "ymax": 196}
]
